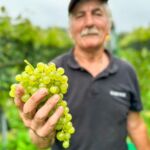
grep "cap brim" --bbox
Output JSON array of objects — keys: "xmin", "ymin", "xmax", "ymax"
[{"xmin": 68, "ymin": 0, "xmax": 108, "ymax": 13}]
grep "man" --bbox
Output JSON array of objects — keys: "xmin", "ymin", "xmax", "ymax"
[{"xmin": 14, "ymin": 0, "xmax": 150, "ymax": 150}]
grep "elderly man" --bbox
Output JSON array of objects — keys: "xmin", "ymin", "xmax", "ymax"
[{"xmin": 14, "ymin": 0, "xmax": 150, "ymax": 150}]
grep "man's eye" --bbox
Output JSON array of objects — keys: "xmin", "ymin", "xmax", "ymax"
[
  {"xmin": 75, "ymin": 13, "xmax": 84, "ymax": 18},
  {"xmin": 95, "ymin": 12, "xmax": 102, "ymax": 16},
  {"xmin": 96, "ymin": 13, "xmax": 102, "ymax": 16}
]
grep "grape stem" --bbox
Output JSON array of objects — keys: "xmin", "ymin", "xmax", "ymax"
[{"xmin": 24, "ymin": 59, "xmax": 34, "ymax": 69}]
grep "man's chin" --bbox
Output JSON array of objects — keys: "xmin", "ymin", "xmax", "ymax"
[{"xmin": 81, "ymin": 44, "xmax": 102, "ymax": 51}]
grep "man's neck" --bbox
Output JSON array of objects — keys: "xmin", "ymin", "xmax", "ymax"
[
  {"xmin": 73, "ymin": 47, "xmax": 110, "ymax": 77},
  {"xmin": 74, "ymin": 46, "xmax": 104, "ymax": 63}
]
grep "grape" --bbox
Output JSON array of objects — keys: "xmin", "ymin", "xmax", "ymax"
[
  {"xmin": 9, "ymin": 60, "xmax": 75, "ymax": 149},
  {"xmin": 63, "ymin": 140, "xmax": 70, "ymax": 149},
  {"xmin": 57, "ymin": 67, "xmax": 65, "ymax": 75},
  {"xmin": 68, "ymin": 127, "xmax": 75, "ymax": 134},
  {"xmin": 15, "ymin": 74, "xmax": 22, "ymax": 81},
  {"xmin": 56, "ymin": 131, "xmax": 65, "ymax": 141},
  {"xmin": 22, "ymin": 94, "xmax": 30, "ymax": 102},
  {"xmin": 64, "ymin": 107, "xmax": 69, "ymax": 114},
  {"xmin": 66, "ymin": 113, "xmax": 72, "ymax": 121},
  {"xmin": 43, "ymin": 76, "xmax": 50, "ymax": 84},
  {"xmin": 64, "ymin": 133, "xmax": 71, "ymax": 140},
  {"xmin": 50, "ymin": 85, "xmax": 59, "ymax": 94},
  {"xmin": 25, "ymin": 65, "xmax": 33, "ymax": 74}
]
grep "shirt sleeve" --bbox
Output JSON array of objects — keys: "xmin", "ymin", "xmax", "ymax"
[{"xmin": 128, "ymin": 65, "xmax": 143, "ymax": 111}]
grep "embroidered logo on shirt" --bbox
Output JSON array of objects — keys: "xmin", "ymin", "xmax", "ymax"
[{"xmin": 110, "ymin": 90, "xmax": 127, "ymax": 98}]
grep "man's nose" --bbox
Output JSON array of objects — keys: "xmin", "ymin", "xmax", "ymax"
[{"xmin": 84, "ymin": 14, "xmax": 94, "ymax": 27}]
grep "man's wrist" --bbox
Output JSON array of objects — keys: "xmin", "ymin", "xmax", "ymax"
[{"xmin": 29, "ymin": 129, "xmax": 55, "ymax": 149}]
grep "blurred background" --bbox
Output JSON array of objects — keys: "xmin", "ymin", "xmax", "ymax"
[{"xmin": 0, "ymin": 0, "xmax": 150, "ymax": 150}]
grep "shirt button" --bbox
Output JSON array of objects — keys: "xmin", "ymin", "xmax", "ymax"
[
  {"xmin": 80, "ymin": 68, "xmax": 84, "ymax": 71},
  {"xmin": 91, "ymin": 87, "xmax": 99, "ymax": 95}
]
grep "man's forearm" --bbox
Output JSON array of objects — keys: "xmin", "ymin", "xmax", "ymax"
[
  {"xmin": 128, "ymin": 120, "xmax": 150, "ymax": 150},
  {"xmin": 29, "ymin": 129, "xmax": 55, "ymax": 149}
]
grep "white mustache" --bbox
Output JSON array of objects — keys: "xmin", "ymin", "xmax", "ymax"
[{"xmin": 80, "ymin": 27, "xmax": 100, "ymax": 37}]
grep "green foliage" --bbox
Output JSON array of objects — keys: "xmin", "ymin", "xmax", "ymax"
[
  {"xmin": 5, "ymin": 129, "xmax": 37, "ymax": 150},
  {"xmin": 118, "ymin": 26, "xmax": 150, "ymax": 134},
  {"xmin": 118, "ymin": 48, "xmax": 150, "ymax": 110},
  {"xmin": 119, "ymin": 27, "xmax": 150, "ymax": 50},
  {"xmin": 118, "ymin": 48, "xmax": 150, "ymax": 135},
  {"xmin": 0, "ymin": 6, "xmax": 73, "ymax": 150}
]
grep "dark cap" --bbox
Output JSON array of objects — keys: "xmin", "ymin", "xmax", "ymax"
[{"xmin": 68, "ymin": 0, "xmax": 109, "ymax": 13}]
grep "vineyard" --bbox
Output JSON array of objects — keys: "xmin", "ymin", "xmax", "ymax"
[{"xmin": 0, "ymin": 6, "xmax": 150, "ymax": 150}]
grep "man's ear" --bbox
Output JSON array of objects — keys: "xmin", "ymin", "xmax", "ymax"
[
  {"xmin": 68, "ymin": 27, "xmax": 75, "ymax": 44},
  {"xmin": 68, "ymin": 29, "xmax": 73, "ymax": 39}
]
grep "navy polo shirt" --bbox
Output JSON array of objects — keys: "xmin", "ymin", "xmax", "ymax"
[{"xmin": 51, "ymin": 49, "xmax": 143, "ymax": 150}]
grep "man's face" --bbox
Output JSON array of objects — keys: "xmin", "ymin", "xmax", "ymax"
[{"xmin": 69, "ymin": 0, "xmax": 110, "ymax": 50}]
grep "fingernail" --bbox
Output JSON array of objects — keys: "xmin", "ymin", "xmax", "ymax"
[
  {"xmin": 59, "ymin": 106, "xmax": 64, "ymax": 110},
  {"xmin": 59, "ymin": 106, "xmax": 64, "ymax": 113},
  {"xmin": 39, "ymin": 88, "xmax": 48, "ymax": 94},
  {"xmin": 53, "ymin": 94, "xmax": 60, "ymax": 100}
]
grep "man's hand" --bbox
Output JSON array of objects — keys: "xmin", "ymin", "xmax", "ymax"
[{"xmin": 14, "ymin": 84, "xmax": 64, "ymax": 149}]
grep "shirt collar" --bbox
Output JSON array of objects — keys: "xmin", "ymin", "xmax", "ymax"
[
  {"xmin": 67, "ymin": 48, "xmax": 81, "ymax": 69},
  {"xmin": 67, "ymin": 48, "xmax": 118, "ymax": 76},
  {"xmin": 105, "ymin": 50, "xmax": 118, "ymax": 75}
]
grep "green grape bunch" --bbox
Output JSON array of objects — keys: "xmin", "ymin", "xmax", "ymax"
[{"xmin": 9, "ymin": 60, "xmax": 75, "ymax": 149}]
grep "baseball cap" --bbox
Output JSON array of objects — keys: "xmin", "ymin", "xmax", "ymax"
[{"xmin": 68, "ymin": 0, "xmax": 109, "ymax": 13}]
